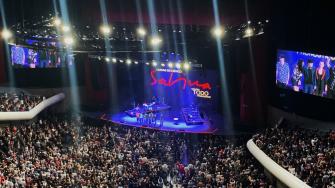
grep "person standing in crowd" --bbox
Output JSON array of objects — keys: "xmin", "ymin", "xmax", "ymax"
[
  {"xmin": 326, "ymin": 57, "xmax": 335, "ymax": 99},
  {"xmin": 315, "ymin": 60, "xmax": 327, "ymax": 96},
  {"xmin": 291, "ymin": 59, "xmax": 304, "ymax": 92},
  {"xmin": 276, "ymin": 56, "xmax": 290, "ymax": 88},
  {"xmin": 302, "ymin": 59, "xmax": 316, "ymax": 94}
]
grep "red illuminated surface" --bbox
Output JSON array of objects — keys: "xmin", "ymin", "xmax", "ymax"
[{"xmin": 150, "ymin": 70, "xmax": 211, "ymax": 90}]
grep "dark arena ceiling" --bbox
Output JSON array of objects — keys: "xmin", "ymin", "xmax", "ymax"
[{"xmin": 1, "ymin": 0, "xmax": 270, "ymax": 63}]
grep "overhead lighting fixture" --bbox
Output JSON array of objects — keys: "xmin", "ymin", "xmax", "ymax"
[
  {"xmin": 146, "ymin": 62, "xmax": 150, "ymax": 66},
  {"xmin": 150, "ymin": 36, "xmax": 162, "ymax": 47},
  {"xmin": 100, "ymin": 25, "xmax": 112, "ymax": 35},
  {"xmin": 63, "ymin": 36, "xmax": 74, "ymax": 46},
  {"xmin": 136, "ymin": 27, "xmax": 147, "ymax": 37},
  {"xmin": 62, "ymin": 25, "xmax": 71, "ymax": 33},
  {"xmin": 161, "ymin": 63, "xmax": 165, "ymax": 67},
  {"xmin": 1, "ymin": 29, "xmax": 13, "ymax": 40},
  {"xmin": 126, "ymin": 59, "xmax": 132, "ymax": 65},
  {"xmin": 152, "ymin": 61, "xmax": 158, "ymax": 67},
  {"xmin": 211, "ymin": 26, "xmax": 225, "ymax": 38},
  {"xmin": 183, "ymin": 63, "xmax": 190, "ymax": 70},
  {"xmin": 175, "ymin": 63, "xmax": 181, "ymax": 69},
  {"xmin": 112, "ymin": 58, "xmax": 117, "ymax": 63},
  {"xmin": 119, "ymin": 59, "xmax": 124, "ymax": 63},
  {"xmin": 53, "ymin": 17, "xmax": 62, "ymax": 27},
  {"xmin": 244, "ymin": 27, "xmax": 254, "ymax": 37},
  {"xmin": 168, "ymin": 62, "xmax": 174, "ymax": 68},
  {"xmin": 134, "ymin": 61, "xmax": 139, "ymax": 64},
  {"xmin": 105, "ymin": 57, "xmax": 110, "ymax": 62}
]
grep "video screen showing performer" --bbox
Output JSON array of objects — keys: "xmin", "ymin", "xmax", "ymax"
[
  {"xmin": 276, "ymin": 49, "xmax": 335, "ymax": 99},
  {"xmin": 10, "ymin": 45, "xmax": 74, "ymax": 68}
]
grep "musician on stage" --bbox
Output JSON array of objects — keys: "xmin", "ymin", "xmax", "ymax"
[{"xmin": 139, "ymin": 113, "xmax": 144, "ymax": 124}]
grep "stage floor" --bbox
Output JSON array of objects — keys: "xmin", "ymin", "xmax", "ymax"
[{"xmin": 101, "ymin": 112, "xmax": 218, "ymax": 134}]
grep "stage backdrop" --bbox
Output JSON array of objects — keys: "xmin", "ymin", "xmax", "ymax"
[
  {"xmin": 110, "ymin": 65, "xmax": 220, "ymax": 113},
  {"xmin": 145, "ymin": 67, "xmax": 219, "ymax": 110}
]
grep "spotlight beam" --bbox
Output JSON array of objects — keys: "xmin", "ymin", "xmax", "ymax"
[
  {"xmin": 212, "ymin": 0, "xmax": 233, "ymax": 127},
  {"xmin": 0, "ymin": 0, "xmax": 16, "ymax": 87},
  {"xmin": 243, "ymin": 0, "xmax": 263, "ymax": 121},
  {"xmin": 59, "ymin": 0, "xmax": 80, "ymax": 112},
  {"xmin": 99, "ymin": 0, "xmax": 119, "ymax": 111}
]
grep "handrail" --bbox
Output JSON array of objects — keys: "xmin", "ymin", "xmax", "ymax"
[
  {"xmin": 0, "ymin": 93, "xmax": 65, "ymax": 121},
  {"xmin": 247, "ymin": 139, "xmax": 311, "ymax": 188}
]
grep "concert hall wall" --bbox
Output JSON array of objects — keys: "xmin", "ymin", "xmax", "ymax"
[{"xmin": 228, "ymin": 36, "xmax": 270, "ymax": 126}]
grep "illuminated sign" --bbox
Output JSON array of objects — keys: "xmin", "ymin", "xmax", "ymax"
[
  {"xmin": 150, "ymin": 69, "xmax": 212, "ymax": 99},
  {"xmin": 191, "ymin": 88, "xmax": 211, "ymax": 99},
  {"xmin": 155, "ymin": 68, "xmax": 182, "ymax": 74},
  {"xmin": 150, "ymin": 70, "xmax": 211, "ymax": 90}
]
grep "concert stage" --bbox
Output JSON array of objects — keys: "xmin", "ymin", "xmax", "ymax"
[{"xmin": 100, "ymin": 112, "xmax": 218, "ymax": 134}]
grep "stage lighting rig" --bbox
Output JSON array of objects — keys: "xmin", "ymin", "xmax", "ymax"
[
  {"xmin": 211, "ymin": 26, "xmax": 225, "ymax": 38},
  {"xmin": 126, "ymin": 59, "xmax": 132, "ymax": 65},
  {"xmin": 100, "ymin": 25, "xmax": 112, "ymax": 35},
  {"xmin": 244, "ymin": 27, "xmax": 254, "ymax": 37},
  {"xmin": 53, "ymin": 17, "xmax": 62, "ymax": 27},
  {"xmin": 62, "ymin": 25, "xmax": 71, "ymax": 33},
  {"xmin": 183, "ymin": 63, "xmax": 190, "ymax": 70},
  {"xmin": 1, "ymin": 29, "xmax": 13, "ymax": 40},
  {"xmin": 136, "ymin": 27, "xmax": 147, "ymax": 37},
  {"xmin": 168, "ymin": 62, "xmax": 174, "ymax": 68},
  {"xmin": 63, "ymin": 36, "xmax": 74, "ymax": 46},
  {"xmin": 8, "ymin": 14, "xmax": 270, "ymax": 53},
  {"xmin": 150, "ymin": 36, "xmax": 162, "ymax": 47}
]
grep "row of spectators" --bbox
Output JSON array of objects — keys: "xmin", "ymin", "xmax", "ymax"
[
  {"xmin": 0, "ymin": 116, "xmax": 273, "ymax": 187},
  {"xmin": 253, "ymin": 127, "xmax": 335, "ymax": 187},
  {"xmin": 0, "ymin": 92, "xmax": 45, "ymax": 112}
]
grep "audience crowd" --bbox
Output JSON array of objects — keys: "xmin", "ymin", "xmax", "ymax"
[
  {"xmin": 0, "ymin": 116, "xmax": 272, "ymax": 187},
  {"xmin": 0, "ymin": 92, "xmax": 44, "ymax": 112},
  {"xmin": 253, "ymin": 127, "xmax": 335, "ymax": 187}
]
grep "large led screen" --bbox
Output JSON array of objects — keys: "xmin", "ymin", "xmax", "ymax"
[
  {"xmin": 10, "ymin": 45, "xmax": 74, "ymax": 68},
  {"xmin": 276, "ymin": 49, "xmax": 335, "ymax": 99}
]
